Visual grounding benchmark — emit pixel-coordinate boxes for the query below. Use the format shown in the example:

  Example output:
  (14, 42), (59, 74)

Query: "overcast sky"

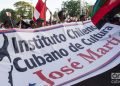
(0, 0), (96, 20)
(0, 0), (96, 12)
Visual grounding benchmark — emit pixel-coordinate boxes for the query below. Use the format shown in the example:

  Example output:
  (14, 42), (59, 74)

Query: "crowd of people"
(0, 10), (120, 29)
(0, 10), (89, 29)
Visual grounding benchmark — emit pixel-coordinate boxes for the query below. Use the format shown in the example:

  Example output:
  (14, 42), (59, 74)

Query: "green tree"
(62, 0), (81, 17)
(0, 8), (16, 23)
(14, 1), (34, 19)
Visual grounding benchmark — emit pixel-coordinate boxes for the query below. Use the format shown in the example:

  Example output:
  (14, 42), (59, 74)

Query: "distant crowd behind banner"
(0, 21), (119, 86)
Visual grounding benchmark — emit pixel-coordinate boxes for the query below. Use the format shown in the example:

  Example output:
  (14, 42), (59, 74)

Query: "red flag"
(41, 0), (47, 25)
(91, 0), (120, 29)
(33, 0), (47, 23)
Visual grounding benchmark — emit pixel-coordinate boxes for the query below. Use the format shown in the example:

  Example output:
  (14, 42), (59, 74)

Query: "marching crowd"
(0, 13), (87, 29)
(0, 10), (120, 29)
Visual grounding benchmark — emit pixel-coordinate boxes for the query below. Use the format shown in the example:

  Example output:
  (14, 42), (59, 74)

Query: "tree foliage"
(62, 0), (80, 17)
(0, 8), (16, 23)
(14, 1), (34, 19)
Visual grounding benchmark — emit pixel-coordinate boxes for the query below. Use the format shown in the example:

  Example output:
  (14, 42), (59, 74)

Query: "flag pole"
(47, 8), (52, 25)
(44, 0), (53, 25)
(44, 0), (47, 26)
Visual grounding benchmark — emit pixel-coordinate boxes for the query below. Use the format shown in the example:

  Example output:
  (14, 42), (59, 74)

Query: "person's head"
(3, 20), (12, 29)
(108, 14), (120, 25)
(30, 20), (36, 28)
(112, 17), (120, 25)
(58, 10), (66, 22)
(80, 15), (86, 21)
(36, 18), (44, 28)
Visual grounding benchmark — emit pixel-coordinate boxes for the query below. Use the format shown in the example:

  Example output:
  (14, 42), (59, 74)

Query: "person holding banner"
(3, 21), (12, 29)
(36, 18), (44, 28)
(80, 15), (87, 22)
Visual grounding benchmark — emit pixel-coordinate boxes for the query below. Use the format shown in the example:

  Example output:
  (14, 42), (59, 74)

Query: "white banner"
(0, 21), (120, 86)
